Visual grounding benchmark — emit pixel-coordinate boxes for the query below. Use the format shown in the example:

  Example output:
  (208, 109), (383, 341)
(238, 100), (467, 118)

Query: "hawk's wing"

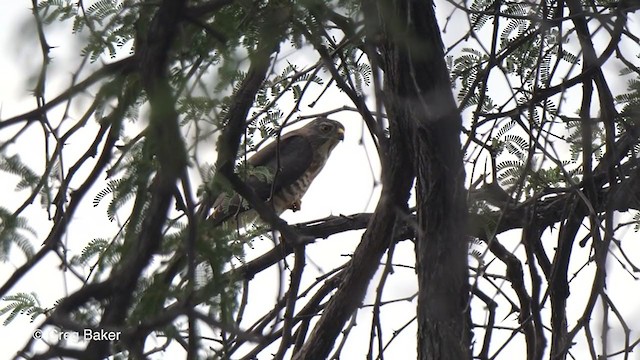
(210, 134), (313, 225)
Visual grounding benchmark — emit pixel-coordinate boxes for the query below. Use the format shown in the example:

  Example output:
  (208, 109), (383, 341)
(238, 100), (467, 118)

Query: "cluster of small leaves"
(448, 48), (493, 110)
(93, 178), (126, 221)
(496, 159), (527, 189)
(469, 0), (495, 31)
(157, 1), (336, 164)
(37, 0), (137, 62)
(616, 68), (640, 232)
(491, 120), (532, 194)
(203, 161), (274, 218)
(334, 45), (371, 96)
(128, 275), (177, 326)
(178, 96), (219, 126)
(471, 116), (567, 216)
(36, 0), (76, 25)
(236, 161), (274, 184)
(93, 140), (150, 222)
(632, 211), (640, 232)
(0, 154), (41, 193)
(240, 115), (280, 156)
(70, 238), (122, 279)
(77, 0), (137, 61)
(498, 3), (531, 45)
(242, 61), (326, 153)
(524, 165), (574, 195)
(0, 207), (36, 262)
(616, 66), (640, 126)
(128, 221), (245, 329)
(197, 63), (288, 147)
(501, 5), (578, 88)
(564, 119), (606, 163)
(78, 0), (123, 27)
(0, 292), (47, 325)
(208, 0), (308, 58)
(165, 0), (324, 121)
(264, 62), (324, 103)
(122, 92), (147, 124)
(461, 0), (579, 98)
(208, 1), (263, 56)
(197, 162), (218, 198)
(191, 222), (244, 317)
(71, 135), (154, 297)
(493, 123), (576, 197)
(0, 151), (63, 217)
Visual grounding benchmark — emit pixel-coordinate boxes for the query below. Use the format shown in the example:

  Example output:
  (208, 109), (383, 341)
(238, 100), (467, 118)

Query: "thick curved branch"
(80, 0), (189, 357)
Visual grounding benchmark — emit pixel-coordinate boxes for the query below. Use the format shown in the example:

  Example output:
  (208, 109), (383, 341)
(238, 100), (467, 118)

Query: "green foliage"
(189, 222), (245, 317)
(469, 0), (494, 31)
(236, 162), (274, 184)
(36, 0), (76, 24)
(37, 0), (136, 62)
(239, 62), (325, 153)
(0, 207), (36, 261)
(263, 62), (324, 103)
(0, 292), (47, 325)
(5, 0), (640, 357)
(616, 65), (640, 128)
(455, 0), (579, 110)
(0, 155), (40, 192)
(128, 221), (246, 329)
(615, 68), (640, 166)
(496, 159), (526, 188)
(178, 96), (218, 126)
(525, 166), (572, 194)
(564, 119), (606, 163)
(337, 46), (372, 96)
(492, 118), (577, 198)
(78, 0), (137, 61)
(93, 178), (132, 222)
(449, 48), (495, 111)
(197, 162), (218, 198)
(93, 139), (149, 222)
(70, 238), (122, 279)
(502, 134), (529, 159)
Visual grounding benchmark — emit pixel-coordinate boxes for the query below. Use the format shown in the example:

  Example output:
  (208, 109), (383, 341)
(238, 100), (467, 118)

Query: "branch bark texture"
(295, 0), (470, 358)
(376, 0), (471, 359)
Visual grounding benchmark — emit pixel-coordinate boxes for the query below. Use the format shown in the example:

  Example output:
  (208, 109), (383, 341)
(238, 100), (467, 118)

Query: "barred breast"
(272, 158), (326, 214)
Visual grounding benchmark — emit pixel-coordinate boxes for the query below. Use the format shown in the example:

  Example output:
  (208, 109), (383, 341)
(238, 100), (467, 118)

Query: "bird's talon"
(290, 200), (302, 212)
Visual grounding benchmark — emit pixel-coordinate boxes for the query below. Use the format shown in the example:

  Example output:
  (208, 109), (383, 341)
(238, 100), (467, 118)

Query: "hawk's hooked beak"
(336, 126), (345, 141)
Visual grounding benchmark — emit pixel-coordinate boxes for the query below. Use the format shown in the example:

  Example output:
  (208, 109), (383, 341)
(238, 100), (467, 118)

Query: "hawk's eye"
(319, 123), (332, 133)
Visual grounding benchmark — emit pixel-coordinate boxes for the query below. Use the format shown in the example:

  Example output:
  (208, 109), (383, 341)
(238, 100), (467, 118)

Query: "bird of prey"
(210, 117), (345, 228)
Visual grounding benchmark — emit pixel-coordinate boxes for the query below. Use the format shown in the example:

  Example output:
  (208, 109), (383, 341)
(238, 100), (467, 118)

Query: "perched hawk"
(211, 117), (345, 228)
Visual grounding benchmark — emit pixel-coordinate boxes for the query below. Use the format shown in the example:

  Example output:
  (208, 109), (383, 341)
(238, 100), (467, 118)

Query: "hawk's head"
(301, 117), (345, 157)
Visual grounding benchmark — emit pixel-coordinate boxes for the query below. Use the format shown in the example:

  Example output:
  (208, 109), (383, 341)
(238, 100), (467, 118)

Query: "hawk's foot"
(289, 200), (302, 212)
